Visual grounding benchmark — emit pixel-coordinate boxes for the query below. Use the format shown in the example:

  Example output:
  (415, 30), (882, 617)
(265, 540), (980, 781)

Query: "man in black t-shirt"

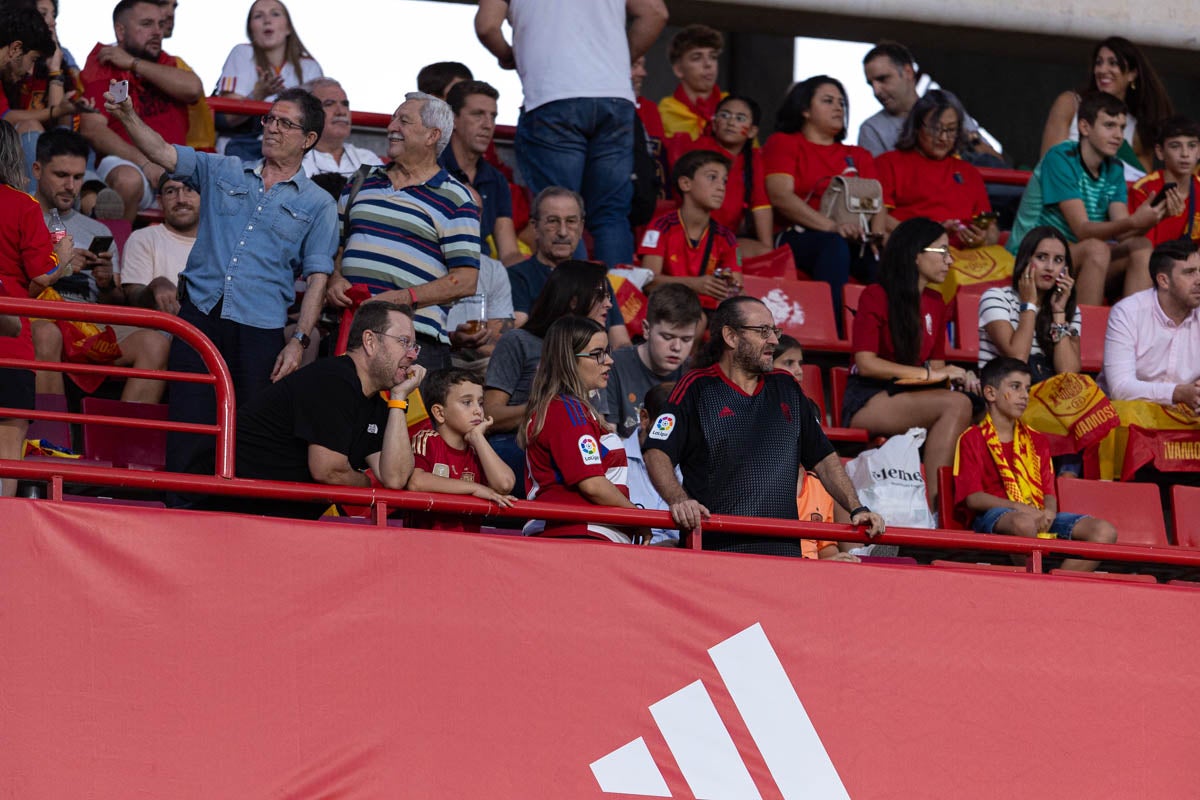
(643, 296), (885, 555)
(229, 301), (426, 518)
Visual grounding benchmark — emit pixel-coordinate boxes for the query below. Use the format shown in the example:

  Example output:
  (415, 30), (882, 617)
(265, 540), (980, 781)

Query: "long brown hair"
(246, 0), (313, 84)
(520, 317), (605, 448)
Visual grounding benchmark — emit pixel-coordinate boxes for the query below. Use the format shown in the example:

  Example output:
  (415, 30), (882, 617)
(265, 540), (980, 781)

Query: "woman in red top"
(0, 119), (73, 496)
(843, 217), (976, 509)
(876, 91), (997, 249)
(763, 75), (879, 326)
(521, 316), (649, 543)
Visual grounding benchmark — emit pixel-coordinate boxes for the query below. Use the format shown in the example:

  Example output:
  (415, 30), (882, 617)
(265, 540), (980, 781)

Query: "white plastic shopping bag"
(844, 427), (936, 532)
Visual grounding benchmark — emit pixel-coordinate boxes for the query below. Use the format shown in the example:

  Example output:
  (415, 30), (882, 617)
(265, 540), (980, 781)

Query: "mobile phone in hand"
(109, 80), (129, 104)
(1151, 182), (1177, 207)
(88, 235), (113, 254)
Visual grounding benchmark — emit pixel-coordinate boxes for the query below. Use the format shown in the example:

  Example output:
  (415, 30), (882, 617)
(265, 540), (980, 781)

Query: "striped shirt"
(977, 286), (1082, 370)
(339, 167), (481, 343)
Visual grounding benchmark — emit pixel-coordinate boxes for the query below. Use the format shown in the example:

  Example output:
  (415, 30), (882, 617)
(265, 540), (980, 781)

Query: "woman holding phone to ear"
(977, 226), (1082, 382)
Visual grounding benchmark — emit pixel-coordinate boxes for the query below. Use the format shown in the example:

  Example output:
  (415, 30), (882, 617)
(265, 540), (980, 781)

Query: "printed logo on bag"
(649, 414), (675, 440)
(869, 467), (923, 484)
(578, 435), (602, 465)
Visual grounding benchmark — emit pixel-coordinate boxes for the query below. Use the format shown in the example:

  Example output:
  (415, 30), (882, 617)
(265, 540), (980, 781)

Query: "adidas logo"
(589, 623), (849, 798)
(719, 406), (735, 418)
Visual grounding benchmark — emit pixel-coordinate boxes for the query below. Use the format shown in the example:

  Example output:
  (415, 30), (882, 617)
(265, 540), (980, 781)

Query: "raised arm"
(102, 88), (179, 173)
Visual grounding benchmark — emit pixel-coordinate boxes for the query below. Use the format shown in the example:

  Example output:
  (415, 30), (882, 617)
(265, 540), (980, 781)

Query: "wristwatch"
(1019, 302), (1039, 314)
(291, 330), (311, 349)
(849, 505), (871, 518)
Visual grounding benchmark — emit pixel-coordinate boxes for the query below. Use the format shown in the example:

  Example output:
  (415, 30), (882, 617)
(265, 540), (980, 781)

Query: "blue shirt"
(438, 145), (512, 244)
(508, 256), (624, 329)
(171, 145), (338, 329)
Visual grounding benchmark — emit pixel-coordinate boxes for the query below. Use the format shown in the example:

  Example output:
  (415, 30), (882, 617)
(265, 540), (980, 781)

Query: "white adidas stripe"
(589, 623), (851, 798)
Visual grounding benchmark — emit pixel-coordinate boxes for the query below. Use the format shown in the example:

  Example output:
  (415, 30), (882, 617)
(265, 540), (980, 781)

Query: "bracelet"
(47, 69), (63, 77)
(387, 399), (408, 411)
(849, 505), (871, 519)
(924, 364), (931, 380)
(407, 286), (418, 308)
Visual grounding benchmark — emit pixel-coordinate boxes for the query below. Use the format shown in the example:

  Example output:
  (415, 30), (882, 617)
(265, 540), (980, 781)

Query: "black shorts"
(0, 367), (35, 419)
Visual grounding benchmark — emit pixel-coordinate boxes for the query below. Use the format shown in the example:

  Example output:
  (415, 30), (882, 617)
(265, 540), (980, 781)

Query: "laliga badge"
(649, 413), (675, 440)
(578, 435), (602, 465)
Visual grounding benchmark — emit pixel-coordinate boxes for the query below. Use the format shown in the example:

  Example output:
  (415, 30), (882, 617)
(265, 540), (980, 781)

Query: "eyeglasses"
(735, 324), (782, 339)
(375, 330), (421, 355)
(261, 114), (305, 132)
(714, 110), (752, 124)
(922, 123), (960, 140)
(922, 246), (953, 259)
(159, 185), (196, 198)
(575, 347), (612, 364)
(538, 215), (583, 229)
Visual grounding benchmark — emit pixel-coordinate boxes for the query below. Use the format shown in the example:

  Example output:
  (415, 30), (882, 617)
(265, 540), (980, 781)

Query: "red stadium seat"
(1077, 304), (1109, 373)
(1055, 478), (1168, 548)
(1048, 569), (1157, 583)
(741, 276), (847, 353)
(80, 398), (167, 470)
(931, 560), (1025, 573)
(1171, 486), (1200, 547)
(842, 283), (865, 344)
(741, 246), (797, 280)
(800, 364), (826, 421)
(937, 467), (966, 530)
(830, 366), (850, 427)
(945, 289), (983, 364)
(27, 394), (71, 450)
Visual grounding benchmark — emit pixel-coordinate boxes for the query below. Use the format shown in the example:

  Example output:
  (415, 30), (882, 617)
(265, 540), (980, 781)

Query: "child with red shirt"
(407, 368), (517, 531)
(1129, 116), (1200, 246)
(658, 24), (726, 142)
(954, 357), (1116, 570)
(638, 149), (741, 310)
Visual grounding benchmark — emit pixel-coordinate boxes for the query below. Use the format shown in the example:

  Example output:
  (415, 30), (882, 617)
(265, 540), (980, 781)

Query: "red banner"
(2, 498), (1199, 797)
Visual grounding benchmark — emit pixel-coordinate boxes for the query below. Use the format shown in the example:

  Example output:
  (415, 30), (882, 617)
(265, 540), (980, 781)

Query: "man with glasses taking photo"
(644, 296), (885, 556)
(103, 85), (338, 484)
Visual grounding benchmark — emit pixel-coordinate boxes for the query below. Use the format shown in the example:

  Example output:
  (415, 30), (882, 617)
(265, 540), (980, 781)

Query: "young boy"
(407, 368), (517, 531)
(658, 24), (726, 141)
(1129, 116), (1200, 246)
(953, 357), (1117, 571)
(1008, 91), (1164, 304)
(638, 150), (741, 310)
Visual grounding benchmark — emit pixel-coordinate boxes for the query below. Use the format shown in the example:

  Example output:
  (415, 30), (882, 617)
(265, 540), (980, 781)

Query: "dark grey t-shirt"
(484, 328), (542, 406)
(602, 345), (685, 438)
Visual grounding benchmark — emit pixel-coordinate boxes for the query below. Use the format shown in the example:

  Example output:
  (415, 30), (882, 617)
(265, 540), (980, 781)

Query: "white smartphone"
(109, 79), (129, 104)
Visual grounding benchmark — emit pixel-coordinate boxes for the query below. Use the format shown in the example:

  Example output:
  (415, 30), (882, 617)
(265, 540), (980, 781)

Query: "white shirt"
(301, 143), (383, 178)
(119, 224), (195, 288)
(977, 285), (1083, 370)
(214, 43), (322, 98)
(1100, 288), (1200, 404)
(622, 431), (680, 545)
(507, 0), (634, 111)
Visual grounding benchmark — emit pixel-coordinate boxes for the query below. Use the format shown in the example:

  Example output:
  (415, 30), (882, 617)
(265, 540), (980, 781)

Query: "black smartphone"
(1151, 182), (1177, 207)
(88, 235), (113, 254)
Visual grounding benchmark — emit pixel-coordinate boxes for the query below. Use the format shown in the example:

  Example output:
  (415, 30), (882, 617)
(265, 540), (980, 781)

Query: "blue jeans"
(516, 97), (634, 267)
(973, 507), (1088, 539)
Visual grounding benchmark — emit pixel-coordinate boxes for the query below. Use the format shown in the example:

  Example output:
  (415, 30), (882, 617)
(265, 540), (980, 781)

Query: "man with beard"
(79, 0), (203, 220)
(120, 176), (197, 315)
(643, 296), (885, 555)
(226, 301), (425, 519)
(300, 77), (382, 178)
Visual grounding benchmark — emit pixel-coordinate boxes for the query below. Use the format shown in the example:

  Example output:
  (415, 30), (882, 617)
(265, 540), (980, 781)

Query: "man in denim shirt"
(105, 86), (338, 480)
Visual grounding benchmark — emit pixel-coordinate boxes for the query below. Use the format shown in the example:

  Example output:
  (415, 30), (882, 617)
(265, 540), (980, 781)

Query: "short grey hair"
(303, 77), (343, 94)
(532, 186), (586, 220)
(405, 91), (454, 156)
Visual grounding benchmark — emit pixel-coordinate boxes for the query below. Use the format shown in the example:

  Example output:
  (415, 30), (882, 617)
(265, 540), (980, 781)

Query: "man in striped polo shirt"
(328, 92), (481, 370)
(1008, 91), (1164, 305)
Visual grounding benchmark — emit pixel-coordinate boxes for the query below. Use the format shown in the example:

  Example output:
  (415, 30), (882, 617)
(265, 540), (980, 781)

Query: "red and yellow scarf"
(980, 414), (1044, 509)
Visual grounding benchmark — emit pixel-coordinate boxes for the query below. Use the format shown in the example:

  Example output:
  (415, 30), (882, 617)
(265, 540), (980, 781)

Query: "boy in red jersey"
(1129, 117), (1200, 246)
(408, 368), (517, 531)
(954, 357), (1116, 571)
(639, 149), (741, 310)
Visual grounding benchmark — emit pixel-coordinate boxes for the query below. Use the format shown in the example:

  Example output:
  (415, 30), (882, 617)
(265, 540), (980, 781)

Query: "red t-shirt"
(851, 284), (947, 364)
(410, 432), (487, 532)
(1129, 170), (1200, 245)
(0, 186), (55, 360)
(679, 135), (769, 233)
(525, 394), (629, 540)
(81, 43), (189, 146)
(953, 423), (1056, 528)
(762, 131), (877, 212)
(637, 210), (740, 309)
(0, 91), (9, 119)
(877, 149), (990, 224)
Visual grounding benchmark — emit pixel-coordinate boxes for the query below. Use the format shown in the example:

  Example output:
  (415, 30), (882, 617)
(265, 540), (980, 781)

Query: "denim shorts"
(973, 507), (1088, 539)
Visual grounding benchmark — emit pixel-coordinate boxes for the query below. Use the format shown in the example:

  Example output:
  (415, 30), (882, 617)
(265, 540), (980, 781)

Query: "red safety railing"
(0, 296), (237, 477)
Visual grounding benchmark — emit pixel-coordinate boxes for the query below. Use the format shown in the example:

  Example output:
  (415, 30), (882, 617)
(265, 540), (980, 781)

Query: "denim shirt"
(171, 145), (337, 329)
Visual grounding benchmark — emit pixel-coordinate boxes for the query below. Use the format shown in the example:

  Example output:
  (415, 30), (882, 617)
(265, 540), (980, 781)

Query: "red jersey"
(953, 423), (1056, 528)
(637, 210), (740, 309)
(81, 43), (189, 146)
(877, 149), (990, 225)
(1129, 170), (1200, 245)
(0, 91), (9, 119)
(525, 394), (630, 541)
(679, 135), (769, 233)
(410, 432), (487, 532)
(0, 186), (55, 360)
(762, 131), (877, 213)
(851, 284), (947, 364)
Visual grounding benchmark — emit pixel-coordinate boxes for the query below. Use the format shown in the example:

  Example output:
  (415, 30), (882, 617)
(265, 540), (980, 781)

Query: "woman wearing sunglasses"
(843, 217), (977, 510)
(520, 316), (649, 543)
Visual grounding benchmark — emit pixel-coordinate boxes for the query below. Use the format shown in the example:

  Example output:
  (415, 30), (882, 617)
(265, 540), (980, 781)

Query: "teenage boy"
(407, 368), (517, 531)
(1129, 116), (1200, 245)
(1008, 91), (1165, 305)
(638, 149), (741, 310)
(954, 357), (1117, 571)
(657, 24), (725, 141)
(604, 283), (702, 437)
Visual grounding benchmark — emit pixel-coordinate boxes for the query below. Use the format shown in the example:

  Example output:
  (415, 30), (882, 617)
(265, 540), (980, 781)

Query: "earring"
(1130, 80), (1137, 91)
